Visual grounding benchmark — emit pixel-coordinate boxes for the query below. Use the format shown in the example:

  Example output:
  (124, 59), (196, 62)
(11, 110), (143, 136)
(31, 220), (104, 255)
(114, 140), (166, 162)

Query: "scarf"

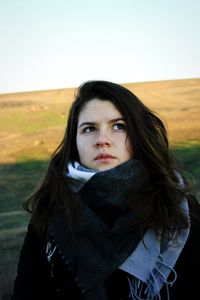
(48, 160), (190, 300)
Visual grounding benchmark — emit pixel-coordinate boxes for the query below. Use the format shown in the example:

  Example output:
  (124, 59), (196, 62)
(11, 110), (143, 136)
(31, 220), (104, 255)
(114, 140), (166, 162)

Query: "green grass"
(0, 141), (199, 230)
(0, 103), (67, 135)
(0, 160), (47, 213)
(0, 228), (26, 300)
(0, 212), (29, 230)
(172, 141), (200, 199)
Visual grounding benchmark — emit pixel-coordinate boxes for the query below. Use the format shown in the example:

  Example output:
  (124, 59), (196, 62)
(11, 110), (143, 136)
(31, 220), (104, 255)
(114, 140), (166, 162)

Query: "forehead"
(78, 98), (122, 122)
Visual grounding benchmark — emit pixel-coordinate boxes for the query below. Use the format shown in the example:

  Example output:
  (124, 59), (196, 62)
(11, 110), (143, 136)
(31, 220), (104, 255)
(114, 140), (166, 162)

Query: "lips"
(94, 153), (115, 160)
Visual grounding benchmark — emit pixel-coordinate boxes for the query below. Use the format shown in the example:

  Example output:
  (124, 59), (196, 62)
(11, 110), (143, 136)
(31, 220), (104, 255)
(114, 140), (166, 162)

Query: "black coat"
(11, 213), (200, 300)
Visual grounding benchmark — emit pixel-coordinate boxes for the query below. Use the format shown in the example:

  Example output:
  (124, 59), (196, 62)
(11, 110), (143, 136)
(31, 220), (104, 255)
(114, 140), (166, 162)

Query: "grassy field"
(0, 78), (199, 299)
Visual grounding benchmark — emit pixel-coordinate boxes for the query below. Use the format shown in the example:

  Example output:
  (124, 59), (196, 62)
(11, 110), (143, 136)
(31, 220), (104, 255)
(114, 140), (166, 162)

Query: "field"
(0, 78), (200, 299)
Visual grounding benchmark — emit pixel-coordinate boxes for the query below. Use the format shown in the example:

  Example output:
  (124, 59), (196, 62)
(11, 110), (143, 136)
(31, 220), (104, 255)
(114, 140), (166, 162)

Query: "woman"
(11, 80), (200, 300)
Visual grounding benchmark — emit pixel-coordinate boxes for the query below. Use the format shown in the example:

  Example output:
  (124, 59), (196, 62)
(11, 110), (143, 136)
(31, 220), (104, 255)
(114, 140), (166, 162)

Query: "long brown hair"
(24, 80), (197, 237)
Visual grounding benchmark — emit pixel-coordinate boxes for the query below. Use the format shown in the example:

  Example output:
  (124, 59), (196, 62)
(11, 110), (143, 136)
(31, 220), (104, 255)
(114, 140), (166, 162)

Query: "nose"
(95, 131), (112, 148)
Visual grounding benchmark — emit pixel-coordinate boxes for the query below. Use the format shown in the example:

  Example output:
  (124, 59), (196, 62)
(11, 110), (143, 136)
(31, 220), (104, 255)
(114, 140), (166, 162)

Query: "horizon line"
(0, 77), (199, 96)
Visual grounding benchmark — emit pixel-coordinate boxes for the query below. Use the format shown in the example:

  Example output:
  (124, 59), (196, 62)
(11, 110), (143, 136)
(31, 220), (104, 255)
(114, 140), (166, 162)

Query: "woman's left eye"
(113, 123), (126, 130)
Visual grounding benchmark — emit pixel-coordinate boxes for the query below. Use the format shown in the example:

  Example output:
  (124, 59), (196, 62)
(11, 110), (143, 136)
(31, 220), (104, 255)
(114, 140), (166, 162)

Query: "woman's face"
(76, 98), (132, 171)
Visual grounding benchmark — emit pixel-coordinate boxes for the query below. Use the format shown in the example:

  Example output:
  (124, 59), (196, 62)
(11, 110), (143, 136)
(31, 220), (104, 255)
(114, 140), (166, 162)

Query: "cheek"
(76, 137), (88, 160)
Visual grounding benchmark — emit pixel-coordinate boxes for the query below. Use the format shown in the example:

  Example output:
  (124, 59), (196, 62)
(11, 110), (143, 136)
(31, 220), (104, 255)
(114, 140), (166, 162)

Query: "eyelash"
(82, 126), (96, 133)
(82, 123), (126, 133)
(113, 123), (126, 130)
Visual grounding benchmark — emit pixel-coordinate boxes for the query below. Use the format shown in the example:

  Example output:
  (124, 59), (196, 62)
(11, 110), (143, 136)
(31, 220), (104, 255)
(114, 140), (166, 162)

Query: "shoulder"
(21, 222), (45, 250)
(179, 201), (200, 260)
(187, 200), (200, 243)
(184, 206), (200, 256)
(171, 204), (200, 295)
(159, 206), (200, 299)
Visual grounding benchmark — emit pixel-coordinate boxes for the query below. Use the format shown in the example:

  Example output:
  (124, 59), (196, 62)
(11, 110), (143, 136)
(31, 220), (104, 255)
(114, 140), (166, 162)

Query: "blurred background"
(0, 0), (200, 299)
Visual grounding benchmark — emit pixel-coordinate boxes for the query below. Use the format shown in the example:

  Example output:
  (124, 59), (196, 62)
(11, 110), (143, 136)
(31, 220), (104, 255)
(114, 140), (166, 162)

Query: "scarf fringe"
(127, 255), (177, 300)
(46, 241), (57, 262)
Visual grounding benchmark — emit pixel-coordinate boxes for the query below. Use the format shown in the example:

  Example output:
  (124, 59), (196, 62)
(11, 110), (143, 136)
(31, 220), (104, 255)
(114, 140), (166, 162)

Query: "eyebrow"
(78, 117), (125, 128)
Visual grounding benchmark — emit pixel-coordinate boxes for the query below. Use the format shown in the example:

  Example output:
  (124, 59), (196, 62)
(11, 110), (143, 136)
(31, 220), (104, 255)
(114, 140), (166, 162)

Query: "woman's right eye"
(82, 126), (96, 133)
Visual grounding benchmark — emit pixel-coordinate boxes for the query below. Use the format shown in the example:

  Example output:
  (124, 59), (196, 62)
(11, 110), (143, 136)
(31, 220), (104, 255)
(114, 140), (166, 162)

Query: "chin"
(94, 162), (119, 172)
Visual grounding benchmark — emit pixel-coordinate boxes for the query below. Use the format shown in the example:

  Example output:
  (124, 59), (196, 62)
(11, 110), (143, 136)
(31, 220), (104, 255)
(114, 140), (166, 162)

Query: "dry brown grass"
(0, 78), (199, 299)
(0, 78), (199, 165)
(124, 78), (200, 144)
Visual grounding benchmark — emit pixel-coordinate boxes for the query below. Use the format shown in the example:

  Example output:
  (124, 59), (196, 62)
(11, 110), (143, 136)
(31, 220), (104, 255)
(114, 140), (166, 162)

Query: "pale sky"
(0, 0), (200, 94)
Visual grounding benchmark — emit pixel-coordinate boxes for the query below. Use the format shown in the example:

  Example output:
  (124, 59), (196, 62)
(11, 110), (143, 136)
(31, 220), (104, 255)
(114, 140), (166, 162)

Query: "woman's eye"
(82, 126), (96, 133)
(113, 123), (126, 130)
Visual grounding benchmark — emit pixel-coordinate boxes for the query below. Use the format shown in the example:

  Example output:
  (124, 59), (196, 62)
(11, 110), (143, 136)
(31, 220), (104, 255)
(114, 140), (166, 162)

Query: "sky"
(0, 0), (200, 94)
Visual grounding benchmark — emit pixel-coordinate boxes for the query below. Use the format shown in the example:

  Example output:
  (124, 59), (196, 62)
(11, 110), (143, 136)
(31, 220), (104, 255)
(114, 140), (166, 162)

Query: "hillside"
(0, 78), (199, 300)
(0, 78), (200, 164)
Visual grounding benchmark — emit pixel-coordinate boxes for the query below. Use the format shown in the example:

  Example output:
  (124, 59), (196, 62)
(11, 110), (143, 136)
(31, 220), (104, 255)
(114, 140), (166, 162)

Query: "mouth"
(94, 153), (116, 161)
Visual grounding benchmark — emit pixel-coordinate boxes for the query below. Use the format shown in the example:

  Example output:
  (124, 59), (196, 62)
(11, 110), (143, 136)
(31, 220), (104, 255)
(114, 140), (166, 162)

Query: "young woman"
(11, 80), (200, 300)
